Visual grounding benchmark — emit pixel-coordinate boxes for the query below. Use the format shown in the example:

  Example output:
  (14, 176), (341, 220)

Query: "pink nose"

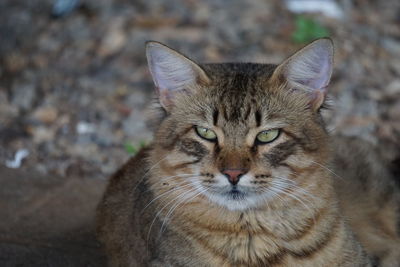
(222, 169), (247, 185)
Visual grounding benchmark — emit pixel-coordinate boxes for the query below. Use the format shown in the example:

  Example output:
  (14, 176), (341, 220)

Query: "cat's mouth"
(199, 179), (273, 210)
(224, 187), (247, 200)
(203, 185), (269, 211)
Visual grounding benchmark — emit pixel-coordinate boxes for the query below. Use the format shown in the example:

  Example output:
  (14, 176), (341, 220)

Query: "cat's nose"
(222, 169), (247, 185)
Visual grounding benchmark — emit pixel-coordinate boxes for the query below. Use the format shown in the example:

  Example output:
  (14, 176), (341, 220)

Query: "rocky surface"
(1, 0), (400, 178)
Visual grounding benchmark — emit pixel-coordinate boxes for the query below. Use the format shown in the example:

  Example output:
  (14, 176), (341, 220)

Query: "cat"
(96, 38), (400, 266)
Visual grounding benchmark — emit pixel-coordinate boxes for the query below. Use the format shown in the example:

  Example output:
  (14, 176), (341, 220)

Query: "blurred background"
(1, 0), (400, 178)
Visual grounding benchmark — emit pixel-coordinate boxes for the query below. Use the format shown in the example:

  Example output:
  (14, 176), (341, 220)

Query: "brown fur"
(96, 41), (400, 266)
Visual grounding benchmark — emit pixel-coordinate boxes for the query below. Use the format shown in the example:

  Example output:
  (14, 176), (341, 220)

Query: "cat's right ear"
(271, 38), (334, 111)
(146, 41), (210, 111)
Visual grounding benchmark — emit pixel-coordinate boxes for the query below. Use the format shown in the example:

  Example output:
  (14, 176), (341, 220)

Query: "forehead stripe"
(213, 109), (219, 126)
(255, 110), (262, 127)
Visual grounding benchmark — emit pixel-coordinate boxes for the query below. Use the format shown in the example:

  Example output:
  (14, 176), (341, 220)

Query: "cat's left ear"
(272, 38), (334, 111)
(146, 41), (210, 111)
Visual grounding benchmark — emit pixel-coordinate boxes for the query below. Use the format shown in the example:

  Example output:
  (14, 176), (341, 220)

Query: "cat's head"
(146, 39), (333, 211)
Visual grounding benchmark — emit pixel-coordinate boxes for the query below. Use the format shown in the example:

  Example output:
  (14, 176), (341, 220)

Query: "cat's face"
(147, 39), (333, 211)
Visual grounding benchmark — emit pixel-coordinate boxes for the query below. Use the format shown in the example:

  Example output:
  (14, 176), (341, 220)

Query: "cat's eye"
(256, 129), (280, 144)
(195, 126), (217, 141)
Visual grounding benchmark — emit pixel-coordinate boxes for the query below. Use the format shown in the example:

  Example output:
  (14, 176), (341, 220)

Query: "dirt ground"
(1, 0), (400, 177)
(0, 166), (106, 266)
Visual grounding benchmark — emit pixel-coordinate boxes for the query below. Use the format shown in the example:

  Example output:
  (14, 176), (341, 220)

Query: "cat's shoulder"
(332, 135), (398, 189)
(105, 146), (152, 194)
(332, 135), (385, 166)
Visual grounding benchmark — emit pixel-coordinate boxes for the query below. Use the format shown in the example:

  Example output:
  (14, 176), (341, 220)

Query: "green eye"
(256, 129), (280, 144)
(195, 126), (217, 141)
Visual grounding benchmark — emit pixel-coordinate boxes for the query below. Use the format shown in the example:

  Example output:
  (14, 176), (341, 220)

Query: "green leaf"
(124, 142), (137, 155)
(292, 15), (329, 44)
(124, 141), (148, 155)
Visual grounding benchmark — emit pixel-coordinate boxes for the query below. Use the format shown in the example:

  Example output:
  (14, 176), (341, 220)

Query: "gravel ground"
(1, 0), (400, 179)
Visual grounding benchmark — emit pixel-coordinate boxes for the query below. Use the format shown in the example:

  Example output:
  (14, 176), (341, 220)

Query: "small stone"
(122, 111), (152, 142)
(125, 90), (147, 109)
(383, 38), (400, 55)
(32, 106), (58, 124)
(0, 89), (19, 122)
(389, 59), (400, 76)
(384, 80), (400, 97)
(94, 122), (117, 146)
(5, 149), (29, 169)
(4, 52), (28, 73)
(11, 82), (36, 111)
(31, 126), (56, 144)
(76, 121), (96, 134)
(98, 19), (127, 57)
(388, 102), (400, 120)
(67, 143), (99, 158)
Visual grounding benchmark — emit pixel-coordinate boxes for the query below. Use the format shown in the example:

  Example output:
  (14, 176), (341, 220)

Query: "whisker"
(269, 183), (316, 224)
(133, 155), (170, 192)
(142, 173), (196, 193)
(269, 180), (315, 205)
(156, 173), (196, 183)
(271, 176), (318, 201)
(145, 174), (203, 215)
(259, 187), (278, 210)
(309, 160), (344, 180)
(159, 187), (208, 235)
(146, 187), (198, 246)
(140, 182), (194, 213)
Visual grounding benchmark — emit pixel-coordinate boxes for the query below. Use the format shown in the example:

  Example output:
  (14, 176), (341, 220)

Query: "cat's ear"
(272, 38), (334, 111)
(146, 41), (210, 110)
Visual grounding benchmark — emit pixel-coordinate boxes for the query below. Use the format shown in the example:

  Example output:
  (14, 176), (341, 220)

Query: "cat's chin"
(203, 189), (273, 211)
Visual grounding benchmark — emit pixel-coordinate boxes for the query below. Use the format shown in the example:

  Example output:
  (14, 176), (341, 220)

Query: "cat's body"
(333, 137), (400, 266)
(96, 40), (400, 266)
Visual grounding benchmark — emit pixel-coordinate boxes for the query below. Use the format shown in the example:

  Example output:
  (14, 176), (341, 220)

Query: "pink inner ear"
(153, 64), (182, 94)
(307, 56), (331, 91)
(306, 57), (330, 109)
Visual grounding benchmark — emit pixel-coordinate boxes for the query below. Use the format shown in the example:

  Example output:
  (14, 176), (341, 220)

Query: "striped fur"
(96, 41), (400, 266)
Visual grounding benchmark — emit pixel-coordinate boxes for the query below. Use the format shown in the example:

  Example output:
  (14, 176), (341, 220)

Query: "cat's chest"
(179, 218), (287, 266)
(167, 205), (313, 265)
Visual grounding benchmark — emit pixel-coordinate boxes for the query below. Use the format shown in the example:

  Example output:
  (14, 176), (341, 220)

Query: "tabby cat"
(96, 39), (400, 266)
